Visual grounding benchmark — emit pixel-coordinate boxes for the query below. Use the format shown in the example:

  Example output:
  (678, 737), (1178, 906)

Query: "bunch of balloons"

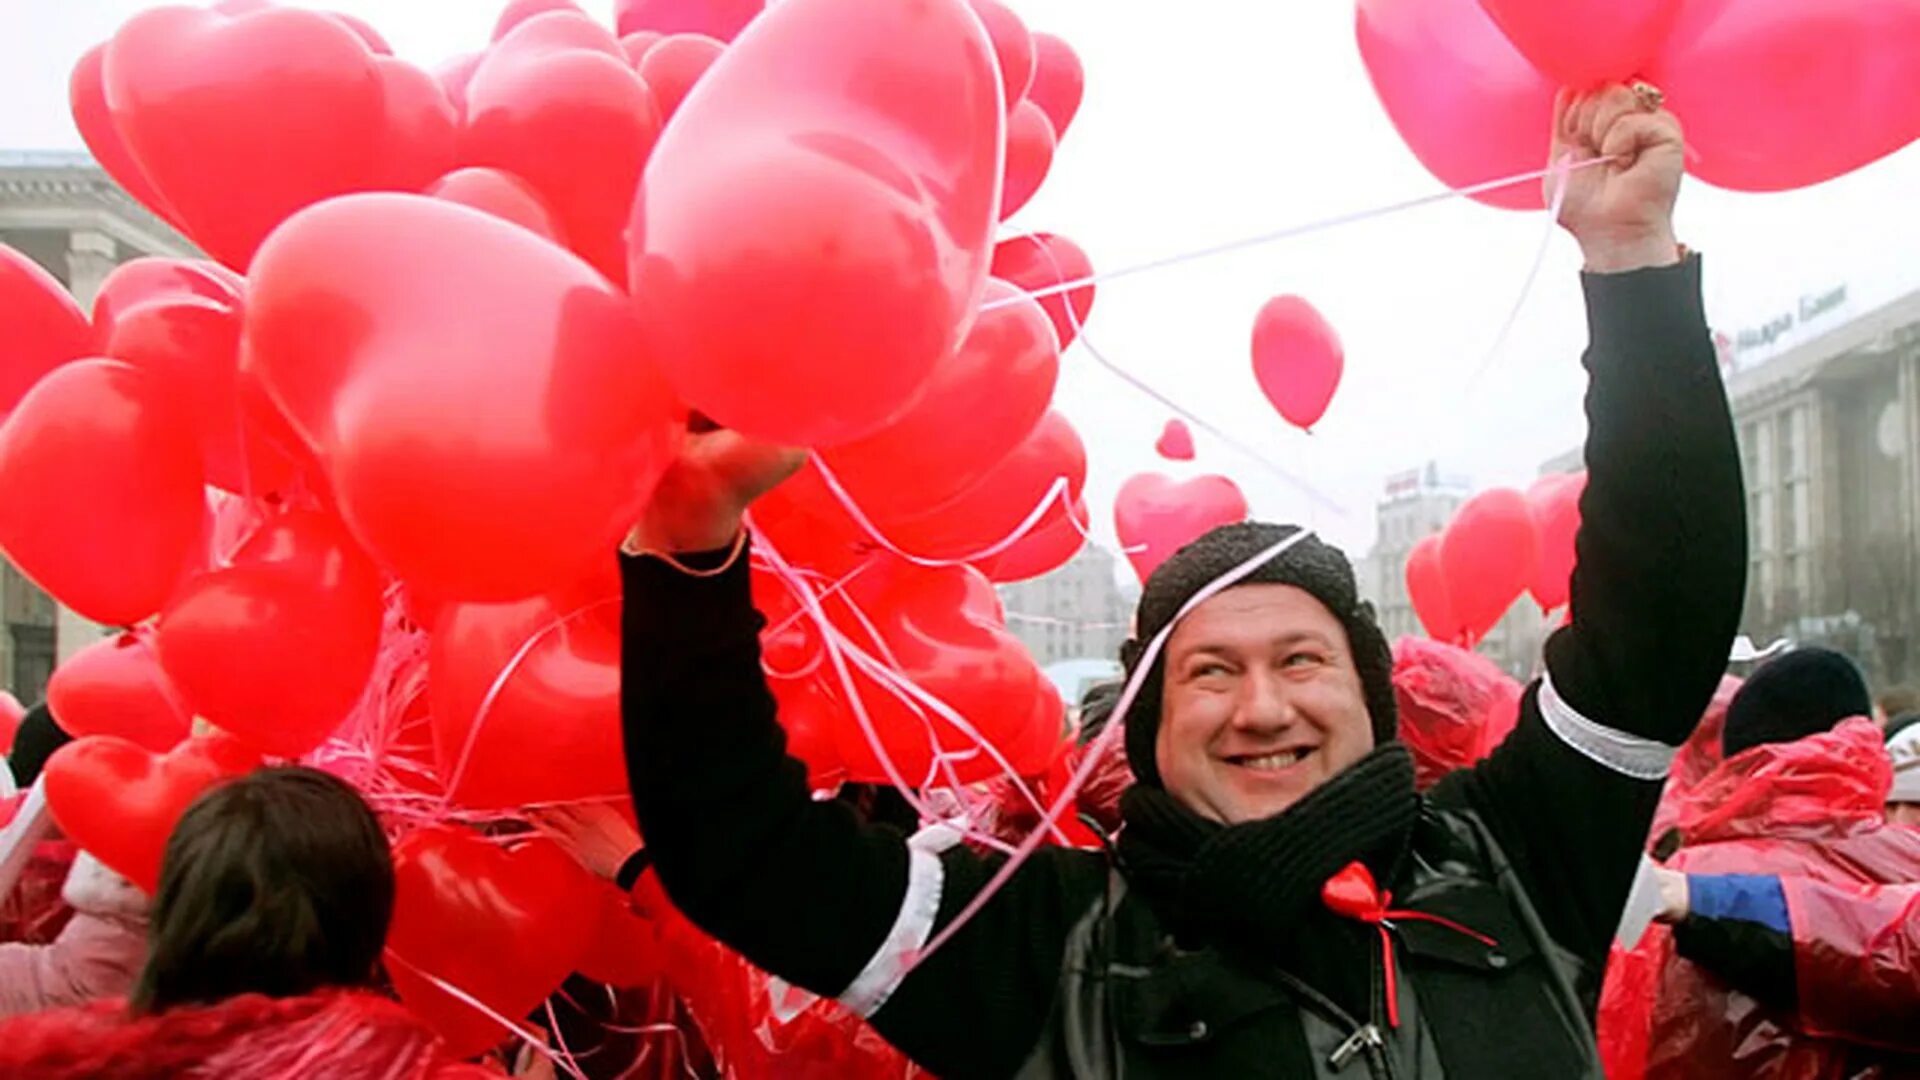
(0, 0), (1095, 1059)
(1405, 471), (1585, 646)
(1357, 0), (1920, 206)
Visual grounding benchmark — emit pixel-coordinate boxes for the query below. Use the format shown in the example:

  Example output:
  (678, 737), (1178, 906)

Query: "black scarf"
(1117, 744), (1420, 1018)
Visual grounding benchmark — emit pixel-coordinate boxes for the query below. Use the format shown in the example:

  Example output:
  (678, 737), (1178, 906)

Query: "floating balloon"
(492, 0), (584, 42)
(1251, 295), (1344, 431)
(370, 56), (461, 194)
(881, 410), (1087, 562)
(616, 0), (764, 41)
(1155, 419), (1195, 461)
(157, 508), (385, 757)
(435, 52), (483, 119)
(975, 495), (1088, 584)
(1525, 471), (1585, 613)
(1439, 488), (1538, 645)
(620, 30), (666, 66)
(1477, 0), (1682, 88)
(1026, 32), (1084, 139)
(426, 166), (565, 243)
(968, 0), (1036, 106)
(817, 278), (1059, 523)
(0, 361), (204, 626)
(46, 632), (192, 753)
(0, 693), (21, 757)
(991, 232), (1094, 350)
(244, 194), (683, 602)
(1356, 0), (1556, 210)
(631, 0), (1003, 445)
(1114, 472), (1250, 584)
(635, 33), (723, 120)
(576, 881), (666, 988)
(1001, 98), (1057, 221)
(90, 257), (240, 348)
(1405, 533), (1463, 643)
(69, 42), (178, 227)
(387, 827), (599, 1058)
(0, 245), (91, 419)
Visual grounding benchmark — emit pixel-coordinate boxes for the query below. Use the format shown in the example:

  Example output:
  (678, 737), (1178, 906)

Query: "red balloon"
(883, 410), (1087, 562)
(463, 12), (663, 286)
(0, 693), (21, 757)
(1477, 0), (1682, 87)
(768, 673), (853, 790)
(620, 31), (666, 66)
(1651, 0), (1920, 193)
(90, 256), (240, 349)
(635, 33), (724, 120)
(975, 495), (1088, 584)
(0, 361), (204, 626)
(817, 278), (1059, 522)
(46, 632), (192, 753)
(1026, 32), (1085, 140)
(371, 57), (460, 193)
(492, 0), (584, 42)
(102, 6), (402, 269)
(1356, 0), (1557, 210)
(991, 232), (1093, 350)
(1001, 98), (1057, 221)
(616, 0), (764, 41)
(428, 579), (627, 810)
(631, 0), (1003, 446)
(326, 11), (392, 54)
(244, 194), (683, 602)
(967, 0), (1036, 106)
(42, 732), (261, 894)
(436, 52), (484, 119)
(1405, 532), (1463, 643)
(1155, 419), (1195, 461)
(387, 827), (599, 1058)
(0, 246), (90, 420)
(1251, 295), (1344, 431)
(69, 43), (179, 228)
(1114, 472), (1251, 584)
(577, 882), (665, 988)
(426, 166), (565, 243)
(750, 470), (873, 582)
(156, 508), (385, 757)
(825, 557), (1054, 785)
(1525, 471), (1586, 613)
(1439, 488), (1539, 646)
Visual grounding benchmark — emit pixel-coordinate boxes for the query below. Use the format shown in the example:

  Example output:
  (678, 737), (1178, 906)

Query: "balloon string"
(384, 949), (588, 1080)
(1462, 150), (1574, 393)
(983, 157), (1617, 312)
(911, 527), (1317, 967)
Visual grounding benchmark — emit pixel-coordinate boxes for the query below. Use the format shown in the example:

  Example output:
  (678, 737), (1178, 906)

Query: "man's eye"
(1282, 652), (1325, 669)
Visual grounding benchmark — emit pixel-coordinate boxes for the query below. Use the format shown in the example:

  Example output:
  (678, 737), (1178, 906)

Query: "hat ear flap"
(1120, 638), (1144, 672)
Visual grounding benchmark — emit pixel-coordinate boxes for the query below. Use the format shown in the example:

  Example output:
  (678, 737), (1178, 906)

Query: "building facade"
(0, 150), (195, 704)
(998, 542), (1133, 672)
(1354, 462), (1472, 644)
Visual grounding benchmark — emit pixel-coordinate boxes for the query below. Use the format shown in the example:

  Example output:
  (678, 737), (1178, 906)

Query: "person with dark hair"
(1600, 649), (1920, 1078)
(537, 85), (1753, 1079)
(5, 704), (72, 790)
(0, 766), (493, 1078)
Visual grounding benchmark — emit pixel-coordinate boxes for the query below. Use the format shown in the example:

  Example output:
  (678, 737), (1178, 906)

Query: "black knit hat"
(1119, 522), (1397, 787)
(1723, 646), (1872, 760)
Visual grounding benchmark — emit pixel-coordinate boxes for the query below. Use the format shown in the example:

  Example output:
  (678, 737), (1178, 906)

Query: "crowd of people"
(0, 87), (1914, 1079)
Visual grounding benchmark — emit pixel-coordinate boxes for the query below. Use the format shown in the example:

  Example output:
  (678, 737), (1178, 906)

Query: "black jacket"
(621, 256), (1746, 1079)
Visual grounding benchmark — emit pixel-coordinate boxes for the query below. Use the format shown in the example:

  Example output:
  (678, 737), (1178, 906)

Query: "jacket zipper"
(1271, 968), (1393, 1080)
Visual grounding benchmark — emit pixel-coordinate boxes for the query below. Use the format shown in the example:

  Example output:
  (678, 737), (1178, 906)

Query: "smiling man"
(580, 85), (1748, 1079)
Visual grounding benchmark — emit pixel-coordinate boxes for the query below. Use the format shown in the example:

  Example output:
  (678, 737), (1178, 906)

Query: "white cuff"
(1538, 671), (1677, 781)
(837, 827), (954, 1017)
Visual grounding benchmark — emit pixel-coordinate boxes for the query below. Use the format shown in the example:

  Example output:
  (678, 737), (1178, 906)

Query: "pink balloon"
(492, 0), (584, 42)
(1251, 295), (1344, 431)
(436, 52), (483, 119)
(991, 232), (1094, 350)
(1439, 489), (1538, 646)
(1026, 32), (1084, 139)
(1001, 98), (1057, 221)
(1155, 419), (1195, 461)
(619, 31), (666, 66)
(1525, 471), (1585, 613)
(616, 0), (763, 41)
(1650, 0), (1920, 193)
(1405, 533), (1463, 644)
(1114, 472), (1250, 584)
(967, 0), (1035, 107)
(635, 33), (723, 120)
(1356, 0), (1557, 210)
(427, 166), (565, 243)
(1477, 0), (1682, 87)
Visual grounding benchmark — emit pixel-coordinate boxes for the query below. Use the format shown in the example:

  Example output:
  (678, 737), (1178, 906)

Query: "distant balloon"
(1155, 419), (1195, 461)
(1251, 295), (1344, 431)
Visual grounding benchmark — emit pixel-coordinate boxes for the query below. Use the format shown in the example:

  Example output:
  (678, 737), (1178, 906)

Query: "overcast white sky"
(6, 0), (1919, 558)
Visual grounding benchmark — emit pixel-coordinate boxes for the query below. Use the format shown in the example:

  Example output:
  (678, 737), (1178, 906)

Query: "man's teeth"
(1240, 749), (1309, 770)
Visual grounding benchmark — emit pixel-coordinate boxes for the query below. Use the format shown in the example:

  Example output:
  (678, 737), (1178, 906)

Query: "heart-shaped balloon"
(976, 495), (1088, 584)
(1405, 532), (1464, 644)
(576, 881), (666, 988)
(824, 557), (1054, 785)
(766, 673), (853, 790)
(69, 42), (180, 228)
(1155, 419), (1195, 461)
(1356, 0), (1557, 211)
(616, 0), (764, 41)
(428, 577), (627, 809)
(1525, 471), (1585, 614)
(1252, 295), (1344, 432)
(636, 33), (723, 121)
(157, 507), (385, 757)
(386, 826), (600, 1058)
(882, 410), (1088, 562)
(1001, 98), (1057, 221)
(1115, 472), (1251, 584)
(42, 732), (261, 893)
(436, 51), (484, 119)
(818, 279), (1059, 523)
(370, 56), (460, 194)
(1439, 488), (1538, 646)
(492, 0), (584, 42)
(463, 12), (662, 285)
(0, 245), (90, 419)
(968, 0), (1036, 106)
(0, 693), (22, 757)
(0, 360), (205, 626)
(90, 257), (242, 349)
(244, 193), (682, 602)
(620, 31), (666, 66)
(1026, 32), (1084, 140)
(102, 6), (393, 268)
(46, 632), (192, 753)
(426, 166), (565, 243)
(631, 0), (1002, 446)
(1477, 0), (1683, 87)
(991, 232), (1093, 350)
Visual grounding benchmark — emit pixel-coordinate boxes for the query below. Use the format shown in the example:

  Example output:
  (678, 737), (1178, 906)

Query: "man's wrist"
(1581, 229), (1683, 274)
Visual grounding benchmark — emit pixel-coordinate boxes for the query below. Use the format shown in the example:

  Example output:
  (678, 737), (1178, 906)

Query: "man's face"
(1889, 802), (1920, 829)
(1155, 584), (1375, 825)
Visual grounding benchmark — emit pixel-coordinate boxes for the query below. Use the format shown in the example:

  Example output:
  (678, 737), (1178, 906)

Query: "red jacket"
(0, 989), (498, 1079)
(1599, 719), (1920, 1080)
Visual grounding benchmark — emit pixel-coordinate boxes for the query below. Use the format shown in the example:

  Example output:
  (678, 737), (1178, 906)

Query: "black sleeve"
(1432, 256), (1747, 975)
(1672, 916), (1797, 1012)
(621, 549), (1100, 1079)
